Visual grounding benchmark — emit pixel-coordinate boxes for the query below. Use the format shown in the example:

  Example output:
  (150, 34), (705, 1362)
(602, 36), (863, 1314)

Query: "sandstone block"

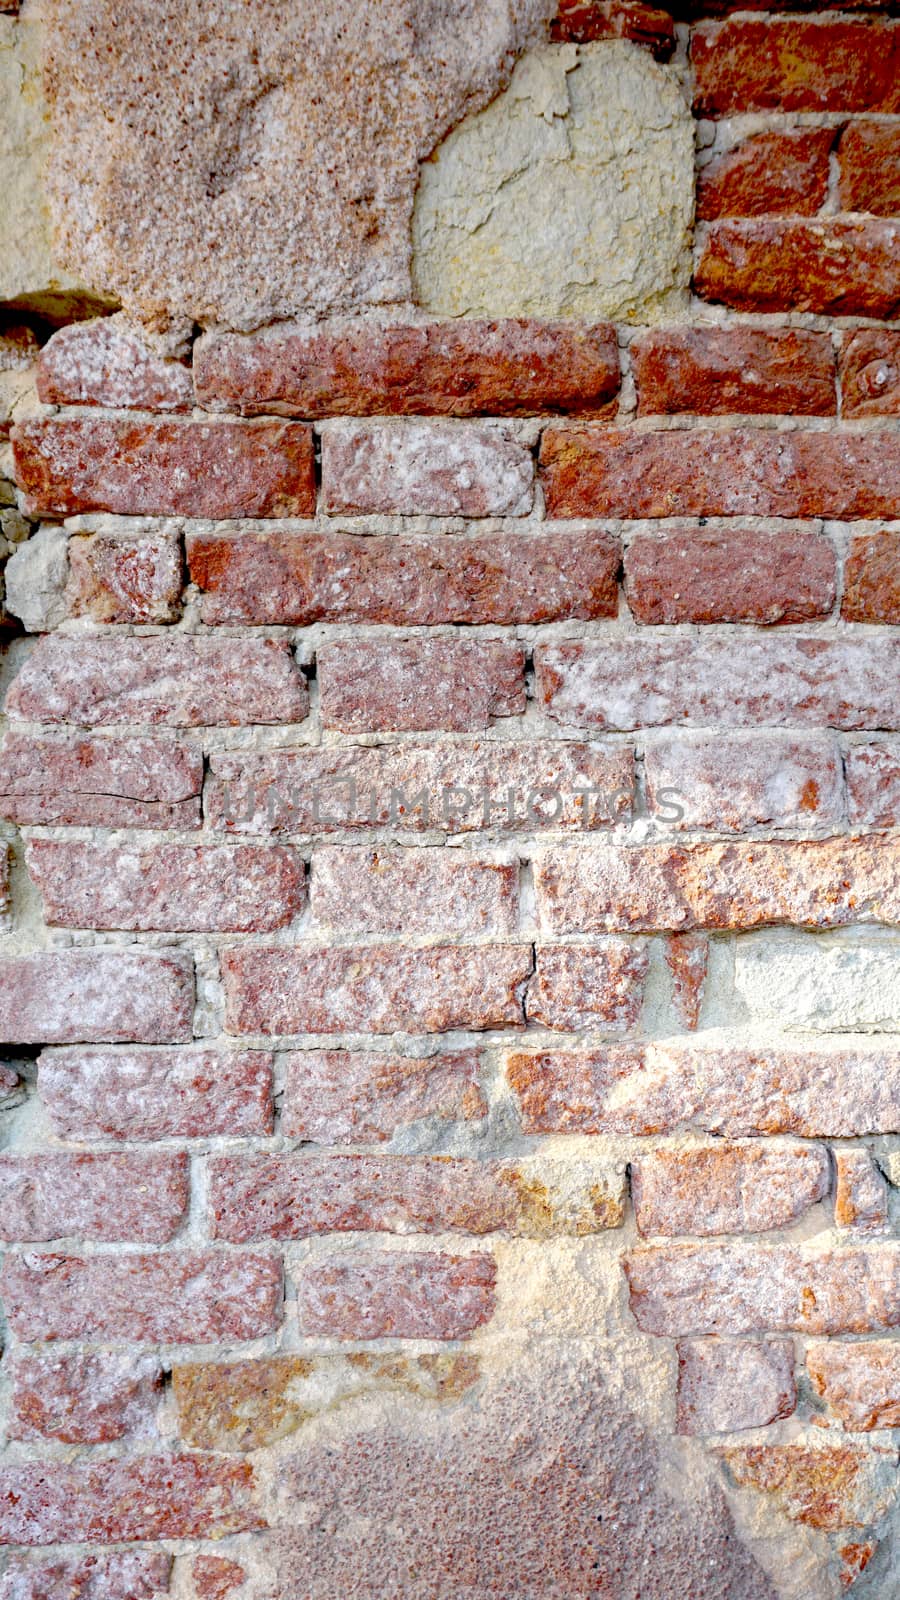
(676, 1339), (795, 1435)
(665, 933), (708, 1029)
(846, 740), (900, 828)
(734, 934), (900, 1031)
(0, 1554), (172, 1600)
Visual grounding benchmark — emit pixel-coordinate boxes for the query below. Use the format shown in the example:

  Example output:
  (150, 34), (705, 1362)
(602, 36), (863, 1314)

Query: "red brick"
(718, 1443), (895, 1532)
(505, 1039), (900, 1138)
(65, 525), (184, 623)
(1, 1251), (282, 1343)
(9, 1351), (162, 1443)
(631, 1143), (829, 1237)
(210, 1152), (624, 1241)
(846, 739), (900, 827)
(834, 1150), (889, 1234)
(632, 327), (835, 415)
(551, 0), (675, 56)
(540, 424), (900, 518)
(676, 1339), (796, 1435)
(536, 636), (900, 731)
(5, 635), (308, 726)
(320, 420), (533, 517)
(625, 1241), (900, 1334)
(27, 840), (305, 933)
(807, 1340), (900, 1431)
(842, 532), (900, 623)
(665, 933), (708, 1029)
(11, 417), (316, 518)
(0, 949), (194, 1044)
(840, 329), (900, 417)
(294, 1250), (497, 1338)
(193, 1557), (246, 1600)
(194, 318), (621, 418)
(187, 526), (620, 626)
(692, 18), (900, 115)
(206, 741), (634, 835)
(318, 639), (525, 733)
(0, 1152), (188, 1242)
(624, 528), (835, 624)
(281, 1049), (486, 1144)
(38, 319), (193, 410)
(838, 121), (900, 214)
(40, 1046), (274, 1141)
(0, 732), (203, 828)
(310, 846), (517, 937)
(223, 944), (531, 1037)
(0, 1456), (262, 1545)
(0, 1553), (173, 1600)
(525, 940), (648, 1031)
(696, 129), (834, 220)
(644, 731), (844, 831)
(534, 836), (900, 934)
(695, 219), (900, 317)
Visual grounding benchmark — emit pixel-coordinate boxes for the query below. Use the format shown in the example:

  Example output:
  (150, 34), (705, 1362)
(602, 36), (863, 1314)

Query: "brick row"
(695, 219), (900, 318)
(692, 18), (900, 116)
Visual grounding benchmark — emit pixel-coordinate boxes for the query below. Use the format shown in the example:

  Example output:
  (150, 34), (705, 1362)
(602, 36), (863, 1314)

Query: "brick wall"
(0, 2), (898, 1596)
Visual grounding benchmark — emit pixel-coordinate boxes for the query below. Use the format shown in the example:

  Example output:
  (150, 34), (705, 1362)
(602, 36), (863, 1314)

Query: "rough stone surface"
(309, 846), (518, 936)
(624, 528), (836, 624)
(834, 1150), (889, 1234)
(317, 639), (525, 733)
(38, 316), (192, 409)
(0, 1554), (173, 1600)
(293, 1250), (497, 1339)
(696, 129), (834, 219)
(807, 1341), (900, 1431)
(320, 420), (533, 517)
(839, 121), (900, 215)
(1, 1250), (282, 1343)
(526, 939), (648, 1030)
(720, 1444), (898, 1532)
(281, 1049), (486, 1144)
(632, 327), (835, 415)
(4, 523), (68, 632)
(551, 0), (676, 58)
(413, 43), (693, 322)
(65, 523), (184, 624)
(0, 1456), (262, 1545)
(0, 948), (194, 1044)
(676, 1339), (796, 1435)
(39, 1046), (273, 1141)
(840, 329), (900, 418)
(695, 219), (900, 318)
(692, 17), (900, 114)
(842, 532), (900, 624)
(194, 317), (621, 418)
(41, 0), (554, 334)
(8, 1351), (163, 1443)
(630, 1143), (829, 1236)
(0, 1151), (189, 1242)
(665, 933), (708, 1029)
(0, 732), (203, 828)
(847, 740), (900, 828)
(734, 935), (900, 1032)
(192, 1557), (246, 1600)
(643, 731), (844, 831)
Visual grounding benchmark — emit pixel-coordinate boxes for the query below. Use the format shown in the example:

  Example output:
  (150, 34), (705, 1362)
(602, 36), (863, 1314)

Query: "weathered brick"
(210, 1153), (625, 1241)
(192, 1557), (246, 1600)
(631, 1144), (829, 1237)
(540, 424), (900, 518)
(294, 1250), (497, 1338)
(551, 0), (675, 56)
(625, 1241), (900, 1334)
(40, 1046), (274, 1141)
(0, 1152), (188, 1242)
(696, 129), (834, 220)
(676, 1339), (796, 1435)
(0, 847), (12, 931)
(838, 121), (900, 215)
(644, 731), (844, 831)
(310, 846), (518, 936)
(194, 318), (621, 418)
(632, 327), (835, 415)
(65, 525), (184, 623)
(695, 220), (900, 317)
(12, 417), (316, 518)
(0, 1553), (173, 1600)
(846, 739), (900, 827)
(807, 1340), (900, 1431)
(840, 329), (900, 418)
(0, 1456), (262, 1545)
(624, 529), (835, 624)
(320, 420), (534, 517)
(206, 740), (634, 835)
(835, 1150), (889, 1234)
(282, 1049), (486, 1144)
(536, 636), (900, 731)
(719, 1443), (896, 1531)
(0, 732), (202, 829)
(9, 1351), (163, 1443)
(5, 635), (308, 726)
(506, 1038), (900, 1138)
(38, 319), (193, 410)
(187, 526), (620, 626)
(0, 949), (194, 1045)
(842, 532), (900, 624)
(223, 943), (531, 1037)
(665, 933), (708, 1030)
(1, 1251), (282, 1343)
(735, 934), (900, 1033)
(534, 837), (900, 934)
(27, 840), (305, 933)
(318, 639), (525, 733)
(692, 18), (900, 115)
(525, 941), (648, 1031)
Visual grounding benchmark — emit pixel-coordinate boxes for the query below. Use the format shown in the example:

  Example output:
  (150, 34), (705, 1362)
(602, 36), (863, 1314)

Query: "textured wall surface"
(0, 0), (899, 1597)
